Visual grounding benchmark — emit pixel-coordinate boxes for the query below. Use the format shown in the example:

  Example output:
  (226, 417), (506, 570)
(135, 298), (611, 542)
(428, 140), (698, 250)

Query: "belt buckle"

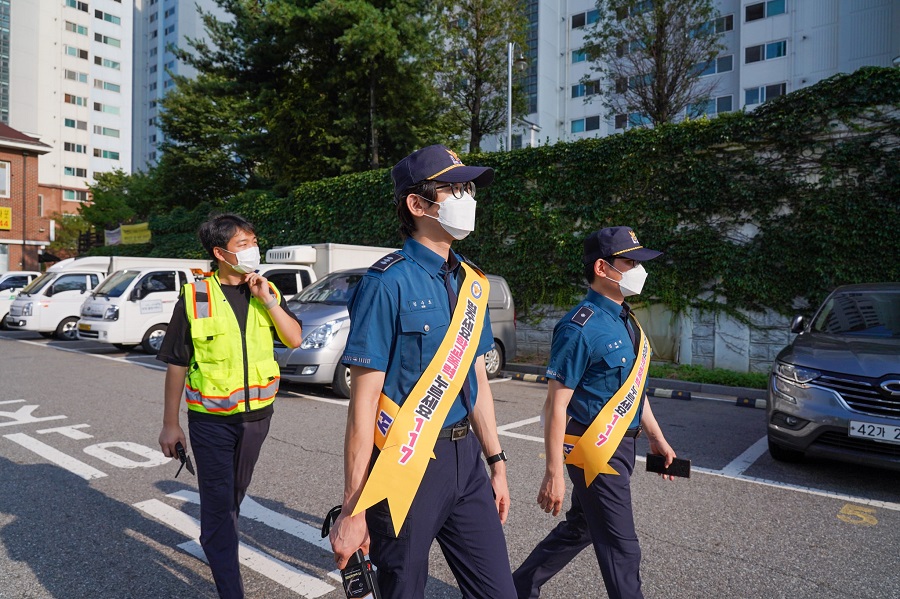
(632, 426), (643, 438)
(450, 423), (468, 441)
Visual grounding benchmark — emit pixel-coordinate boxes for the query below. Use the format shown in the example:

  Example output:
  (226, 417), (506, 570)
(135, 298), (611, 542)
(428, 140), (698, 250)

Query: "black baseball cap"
(583, 226), (663, 264)
(391, 144), (495, 202)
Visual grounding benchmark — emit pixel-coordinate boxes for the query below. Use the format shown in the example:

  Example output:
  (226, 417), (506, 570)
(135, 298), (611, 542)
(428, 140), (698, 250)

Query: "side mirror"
(131, 288), (144, 301)
(790, 315), (806, 334)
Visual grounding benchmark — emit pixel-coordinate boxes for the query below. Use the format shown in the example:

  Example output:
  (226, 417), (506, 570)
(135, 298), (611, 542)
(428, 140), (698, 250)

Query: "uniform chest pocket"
(598, 346), (635, 388)
(189, 317), (229, 364)
(399, 309), (449, 373)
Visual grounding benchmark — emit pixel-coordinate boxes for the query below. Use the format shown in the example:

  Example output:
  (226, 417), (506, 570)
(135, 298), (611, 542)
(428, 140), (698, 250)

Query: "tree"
(164, 0), (451, 188)
(47, 213), (90, 258)
(434, 0), (528, 152)
(583, 0), (725, 126)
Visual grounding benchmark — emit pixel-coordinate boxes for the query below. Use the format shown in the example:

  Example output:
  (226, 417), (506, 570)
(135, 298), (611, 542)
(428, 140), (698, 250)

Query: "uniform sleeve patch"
(369, 252), (405, 272)
(570, 306), (594, 327)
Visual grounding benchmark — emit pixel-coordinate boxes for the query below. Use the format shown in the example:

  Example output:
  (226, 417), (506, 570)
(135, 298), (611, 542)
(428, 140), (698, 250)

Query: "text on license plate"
(78, 323), (91, 331)
(849, 421), (900, 445)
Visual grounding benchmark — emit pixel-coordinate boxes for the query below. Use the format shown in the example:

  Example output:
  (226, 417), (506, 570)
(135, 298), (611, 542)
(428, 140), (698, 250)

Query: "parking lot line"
(721, 436), (769, 477)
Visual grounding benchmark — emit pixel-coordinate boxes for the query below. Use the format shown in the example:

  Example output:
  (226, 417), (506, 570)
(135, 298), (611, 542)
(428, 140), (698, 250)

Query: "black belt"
(437, 418), (470, 441)
(624, 426), (642, 438)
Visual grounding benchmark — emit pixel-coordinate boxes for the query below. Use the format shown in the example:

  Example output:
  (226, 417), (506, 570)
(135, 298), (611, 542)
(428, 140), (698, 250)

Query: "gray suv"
(766, 283), (900, 471)
(275, 268), (517, 398)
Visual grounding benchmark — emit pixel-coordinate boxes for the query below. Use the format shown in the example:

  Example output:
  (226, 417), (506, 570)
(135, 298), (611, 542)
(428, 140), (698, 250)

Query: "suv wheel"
(768, 437), (804, 463)
(484, 344), (504, 379)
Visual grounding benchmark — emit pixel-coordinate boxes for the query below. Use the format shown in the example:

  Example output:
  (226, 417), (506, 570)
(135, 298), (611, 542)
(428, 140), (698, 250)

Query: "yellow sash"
(352, 263), (489, 536)
(563, 314), (651, 487)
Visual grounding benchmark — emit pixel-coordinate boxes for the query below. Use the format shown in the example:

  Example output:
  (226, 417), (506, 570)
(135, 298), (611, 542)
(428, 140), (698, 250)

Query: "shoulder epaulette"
(369, 252), (405, 273)
(570, 306), (594, 327)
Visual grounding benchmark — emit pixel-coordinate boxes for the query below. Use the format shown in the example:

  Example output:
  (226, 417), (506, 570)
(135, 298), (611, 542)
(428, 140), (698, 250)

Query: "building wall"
(7, 0), (132, 198)
(486, 0), (900, 149)
(0, 150), (49, 271)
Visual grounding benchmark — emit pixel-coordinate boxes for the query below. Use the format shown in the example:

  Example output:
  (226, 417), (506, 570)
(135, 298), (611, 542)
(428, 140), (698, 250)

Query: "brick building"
(0, 123), (52, 272)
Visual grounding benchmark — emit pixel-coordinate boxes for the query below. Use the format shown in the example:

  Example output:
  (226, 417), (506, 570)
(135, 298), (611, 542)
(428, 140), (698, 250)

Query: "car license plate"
(78, 323), (91, 331)
(849, 421), (900, 445)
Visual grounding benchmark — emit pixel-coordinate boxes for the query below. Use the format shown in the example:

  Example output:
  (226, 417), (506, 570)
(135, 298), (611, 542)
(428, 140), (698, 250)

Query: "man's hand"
(244, 271), (273, 303)
(330, 511), (370, 570)
(648, 436), (677, 482)
(490, 463), (511, 524)
(537, 470), (567, 516)
(158, 424), (186, 459)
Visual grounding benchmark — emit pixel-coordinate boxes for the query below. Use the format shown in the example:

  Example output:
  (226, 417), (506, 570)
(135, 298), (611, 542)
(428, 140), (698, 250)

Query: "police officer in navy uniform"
(512, 226), (677, 599)
(328, 145), (516, 598)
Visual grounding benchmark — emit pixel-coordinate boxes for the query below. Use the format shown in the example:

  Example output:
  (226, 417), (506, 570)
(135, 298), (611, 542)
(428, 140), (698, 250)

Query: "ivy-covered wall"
(137, 67), (900, 319)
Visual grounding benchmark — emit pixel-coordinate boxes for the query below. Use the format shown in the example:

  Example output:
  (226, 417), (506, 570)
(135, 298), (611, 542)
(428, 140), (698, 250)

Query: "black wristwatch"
(485, 450), (508, 466)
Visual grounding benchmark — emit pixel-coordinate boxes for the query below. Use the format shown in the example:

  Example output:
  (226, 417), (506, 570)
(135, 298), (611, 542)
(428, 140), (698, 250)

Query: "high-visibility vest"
(183, 274), (281, 415)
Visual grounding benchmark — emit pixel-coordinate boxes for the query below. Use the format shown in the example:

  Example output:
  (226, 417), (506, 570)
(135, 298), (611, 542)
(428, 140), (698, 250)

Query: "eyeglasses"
(435, 181), (476, 199)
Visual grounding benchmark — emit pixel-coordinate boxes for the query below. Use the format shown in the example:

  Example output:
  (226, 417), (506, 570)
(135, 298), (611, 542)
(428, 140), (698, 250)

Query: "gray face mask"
(421, 193), (477, 240)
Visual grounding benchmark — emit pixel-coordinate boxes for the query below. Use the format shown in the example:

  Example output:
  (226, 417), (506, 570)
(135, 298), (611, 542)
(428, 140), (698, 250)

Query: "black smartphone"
(646, 453), (691, 478)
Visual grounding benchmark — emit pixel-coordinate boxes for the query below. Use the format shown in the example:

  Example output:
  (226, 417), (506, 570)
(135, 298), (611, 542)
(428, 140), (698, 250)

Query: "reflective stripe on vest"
(184, 274), (281, 415)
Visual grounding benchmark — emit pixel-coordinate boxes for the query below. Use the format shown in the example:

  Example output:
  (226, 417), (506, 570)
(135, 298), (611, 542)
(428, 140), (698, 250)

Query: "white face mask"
(220, 246), (260, 274)
(607, 262), (648, 297)
(422, 193), (477, 240)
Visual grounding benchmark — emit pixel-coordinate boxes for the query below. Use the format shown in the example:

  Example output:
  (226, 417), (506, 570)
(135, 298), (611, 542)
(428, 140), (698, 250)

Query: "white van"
(6, 256), (208, 341)
(77, 263), (209, 352)
(0, 271), (41, 330)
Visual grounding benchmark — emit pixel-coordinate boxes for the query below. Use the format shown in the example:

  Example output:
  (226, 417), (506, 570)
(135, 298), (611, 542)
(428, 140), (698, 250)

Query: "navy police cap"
(392, 144), (494, 202)
(583, 226), (663, 264)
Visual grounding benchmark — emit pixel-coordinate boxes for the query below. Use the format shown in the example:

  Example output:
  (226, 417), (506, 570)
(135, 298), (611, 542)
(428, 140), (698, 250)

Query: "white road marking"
(3, 432), (107, 479)
(1, 337), (167, 370)
(279, 390), (349, 406)
(488, 377), (512, 384)
(721, 436), (769, 477)
(169, 491), (343, 581)
(134, 499), (334, 598)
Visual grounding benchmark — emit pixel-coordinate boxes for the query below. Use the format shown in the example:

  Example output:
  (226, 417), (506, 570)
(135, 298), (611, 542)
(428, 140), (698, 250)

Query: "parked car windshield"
(19, 272), (55, 296)
(812, 290), (900, 338)
(93, 270), (140, 298)
(292, 272), (363, 305)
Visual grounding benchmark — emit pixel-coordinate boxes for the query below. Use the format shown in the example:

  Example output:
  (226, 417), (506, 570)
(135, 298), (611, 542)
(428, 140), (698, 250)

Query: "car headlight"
(300, 319), (345, 350)
(774, 361), (820, 385)
(104, 306), (119, 321)
(21, 302), (32, 316)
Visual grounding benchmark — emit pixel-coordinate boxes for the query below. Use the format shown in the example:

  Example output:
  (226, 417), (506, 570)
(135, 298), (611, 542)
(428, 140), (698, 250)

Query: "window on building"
(697, 54), (733, 76)
(149, 65), (157, 74)
(150, 29), (158, 39)
(95, 56), (120, 70)
(64, 118), (88, 130)
(94, 9), (120, 25)
(148, 82), (157, 91)
(65, 21), (88, 35)
(65, 0), (89, 13)
(164, 25), (175, 35)
(93, 102), (120, 115)
(571, 79), (601, 98)
(0, 161), (9, 198)
(615, 114), (628, 130)
(571, 118), (585, 134)
(149, 47), (157, 57)
(745, 0), (786, 22)
(149, 12), (157, 22)
(64, 166), (88, 177)
(64, 69), (88, 83)
(38, 194), (44, 216)
(64, 94), (88, 107)
(94, 33), (121, 47)
(746, 40), (786, 63)
(571, 9), (598, 29)
(164, 7), (175, 18)
(93, 149), (120, 160)
(165, 60), (176, 70)
(688, 95), (733, 117)
(63, 189), (89, 202)
(94, 79), (121, 93)
(64, 45), (89, 60)
(628, 113), (651, 127)
(93, 125), (120, 138)
(585, 115), (600, 131)
(64, 142), (87, 154)
(745, 82), (787, 105)
(715, 14), (734, 33)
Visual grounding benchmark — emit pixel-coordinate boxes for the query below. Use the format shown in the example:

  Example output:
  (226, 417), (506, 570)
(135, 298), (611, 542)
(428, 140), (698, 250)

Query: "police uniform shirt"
(156, 278), (298, 424)
(341, 238), (495, 427)
(544, 288), (645, 428)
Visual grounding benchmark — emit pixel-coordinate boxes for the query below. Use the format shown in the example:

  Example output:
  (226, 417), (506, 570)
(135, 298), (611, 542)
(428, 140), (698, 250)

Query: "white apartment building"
(132, 0), (223, 171)
(8, 0), (132, 201)
(486, 0), (900, 151)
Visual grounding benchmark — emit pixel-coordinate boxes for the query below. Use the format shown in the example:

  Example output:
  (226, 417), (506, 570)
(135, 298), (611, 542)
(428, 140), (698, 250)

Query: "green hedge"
(141, 67), (900, 317)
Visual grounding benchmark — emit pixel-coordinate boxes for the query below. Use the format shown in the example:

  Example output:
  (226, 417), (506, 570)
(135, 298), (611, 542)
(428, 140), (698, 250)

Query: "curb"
(735, 397), (767, 409)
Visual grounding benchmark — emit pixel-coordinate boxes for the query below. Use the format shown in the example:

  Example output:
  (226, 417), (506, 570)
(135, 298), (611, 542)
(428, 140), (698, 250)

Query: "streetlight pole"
(507, 42), (514, 151)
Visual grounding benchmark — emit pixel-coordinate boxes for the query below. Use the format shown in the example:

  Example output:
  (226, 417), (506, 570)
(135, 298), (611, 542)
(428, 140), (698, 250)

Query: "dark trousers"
(189, 415), (271, 599)
(366, 432), (516, 599)
(513, 437), (643, 599)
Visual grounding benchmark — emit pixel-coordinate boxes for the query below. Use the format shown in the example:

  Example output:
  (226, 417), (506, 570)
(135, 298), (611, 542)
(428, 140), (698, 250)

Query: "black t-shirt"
(157, 280), (300, 423)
